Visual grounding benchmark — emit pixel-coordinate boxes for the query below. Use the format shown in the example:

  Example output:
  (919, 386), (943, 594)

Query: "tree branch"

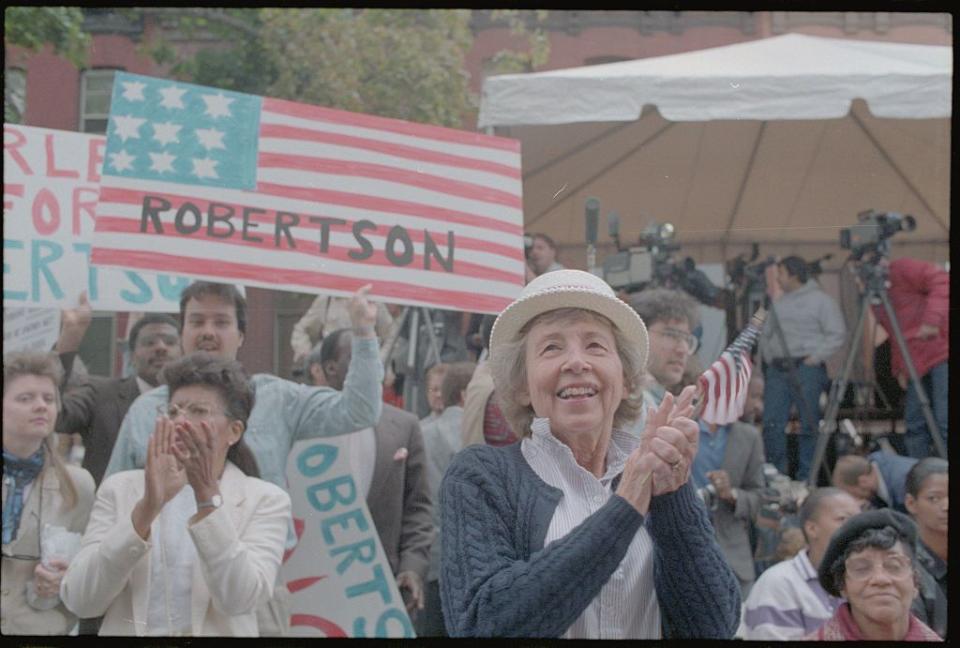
(141, 7), (261, 39)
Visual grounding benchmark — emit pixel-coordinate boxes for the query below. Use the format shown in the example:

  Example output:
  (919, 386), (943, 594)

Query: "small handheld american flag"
(693, 308), (766, 425)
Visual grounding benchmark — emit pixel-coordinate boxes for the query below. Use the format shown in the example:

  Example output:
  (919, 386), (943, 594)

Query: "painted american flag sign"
(89, 72), (525, 313)
(695, 308), (766, 425)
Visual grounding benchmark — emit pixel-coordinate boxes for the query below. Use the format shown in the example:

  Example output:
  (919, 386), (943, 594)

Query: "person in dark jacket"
(439, 270), (740, 638)
(56, 308), (181, 485)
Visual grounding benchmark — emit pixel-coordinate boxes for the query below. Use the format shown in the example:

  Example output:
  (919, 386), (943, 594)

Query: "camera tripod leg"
(807, 287), (873, 487)
(876, 290), (948, 459)
(402, 307), (446, 417)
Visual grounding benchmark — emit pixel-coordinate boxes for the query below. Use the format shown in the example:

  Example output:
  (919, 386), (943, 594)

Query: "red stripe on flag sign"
(258, 123), (522, 180)
(90, 248), (516, 312)
(96, 187), (525, 261)
(257, 152), (523, 209)
(263, 97), (521, 152)
(93, 215), (521, 285)
(255, 181), (522, 236)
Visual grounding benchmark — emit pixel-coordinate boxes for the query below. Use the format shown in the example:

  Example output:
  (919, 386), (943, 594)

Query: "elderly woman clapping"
(61, 353), (290, 636)
(811, 509), (942, 641)
(439, 270), (740, 638)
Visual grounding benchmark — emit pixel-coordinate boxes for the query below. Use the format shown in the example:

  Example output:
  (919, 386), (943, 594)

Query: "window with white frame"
(79, 68), (119, 133)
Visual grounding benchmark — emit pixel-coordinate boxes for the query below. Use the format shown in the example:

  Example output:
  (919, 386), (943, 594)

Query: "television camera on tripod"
(583, 198), (727, 310)
(808, 209), (947, 486)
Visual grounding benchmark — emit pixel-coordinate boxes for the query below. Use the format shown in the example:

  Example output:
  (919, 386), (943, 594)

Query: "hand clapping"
(639, 384), (699, 496)
(132, 417), (187, 539)
(170, 420), (221, 505)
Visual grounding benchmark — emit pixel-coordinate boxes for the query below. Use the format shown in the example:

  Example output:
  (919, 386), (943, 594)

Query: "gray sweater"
(759, 279), (846, 365)
(440, 442), (741, 638)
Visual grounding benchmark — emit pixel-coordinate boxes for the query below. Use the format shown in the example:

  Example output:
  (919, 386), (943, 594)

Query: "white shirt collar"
(528, 418), (639, 483)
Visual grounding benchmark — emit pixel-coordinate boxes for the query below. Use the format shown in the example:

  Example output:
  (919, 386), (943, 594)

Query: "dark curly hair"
(160, 352), (259, 477)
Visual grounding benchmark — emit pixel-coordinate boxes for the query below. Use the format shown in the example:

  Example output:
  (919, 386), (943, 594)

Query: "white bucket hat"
(490, 269), (649, 369)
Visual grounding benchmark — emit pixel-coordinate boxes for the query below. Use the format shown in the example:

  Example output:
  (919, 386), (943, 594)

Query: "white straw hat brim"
(490, 271), (648, 369)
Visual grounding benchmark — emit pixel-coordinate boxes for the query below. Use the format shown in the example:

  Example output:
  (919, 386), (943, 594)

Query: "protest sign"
(283, 437), (415, 638)
(3, 307), (61, 354)
(90, 72), (525, 314)
(3, 124), (193, 311)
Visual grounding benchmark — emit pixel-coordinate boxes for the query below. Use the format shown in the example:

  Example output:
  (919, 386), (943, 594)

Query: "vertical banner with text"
(282, 437), (414, 638)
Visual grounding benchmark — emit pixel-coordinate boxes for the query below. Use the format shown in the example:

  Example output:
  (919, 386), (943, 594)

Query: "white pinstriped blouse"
(521, 419), (661, 639)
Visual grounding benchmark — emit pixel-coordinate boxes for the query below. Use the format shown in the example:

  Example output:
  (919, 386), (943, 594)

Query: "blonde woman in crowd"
(2, 352), (95, 635)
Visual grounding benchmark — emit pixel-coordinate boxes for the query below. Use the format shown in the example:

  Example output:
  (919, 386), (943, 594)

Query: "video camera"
(755, 463), (808, 527)
(589, 202), (724, 307)
(729, 244), (776, 287)
(729, 243), (832, 289)
(840, 209), (916, 260)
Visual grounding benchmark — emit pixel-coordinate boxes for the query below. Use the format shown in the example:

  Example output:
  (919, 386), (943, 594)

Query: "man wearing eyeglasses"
(632, 287), (766, 600)
(629, 288), (701, 411)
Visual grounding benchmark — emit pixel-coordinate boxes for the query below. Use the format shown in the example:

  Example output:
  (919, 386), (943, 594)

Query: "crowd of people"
(2, 241), (948, 640)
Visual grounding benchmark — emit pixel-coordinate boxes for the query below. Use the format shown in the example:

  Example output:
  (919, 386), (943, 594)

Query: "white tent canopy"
(479, 34), (951, 126)
(477, 34), (951, 267)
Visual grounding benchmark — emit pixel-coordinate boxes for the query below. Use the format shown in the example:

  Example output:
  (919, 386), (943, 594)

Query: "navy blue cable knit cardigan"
(439, 442), (741, 638)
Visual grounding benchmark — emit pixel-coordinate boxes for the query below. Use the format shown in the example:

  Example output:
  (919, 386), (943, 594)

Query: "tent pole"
(719, 121), (767, 262)
(850, 109), (948, 235)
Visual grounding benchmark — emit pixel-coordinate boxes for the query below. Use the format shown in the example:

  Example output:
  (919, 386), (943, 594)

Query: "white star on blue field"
(104, 72), (261, 190)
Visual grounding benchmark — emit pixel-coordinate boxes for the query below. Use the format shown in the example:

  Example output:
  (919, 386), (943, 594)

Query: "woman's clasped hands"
(132, 414), (223, 539)
(616, 385), (699, 514)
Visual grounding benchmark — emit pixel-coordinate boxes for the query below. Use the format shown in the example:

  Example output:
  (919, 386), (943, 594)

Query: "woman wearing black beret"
(809, 509), (941, 641)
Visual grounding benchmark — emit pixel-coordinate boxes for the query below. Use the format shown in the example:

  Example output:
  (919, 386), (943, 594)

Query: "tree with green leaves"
(143, 8), (478, 128)
(5, 8), (550, 129)
(4, 6), (90, 122)
(4, 6), (90, 65)
(142, 8), (549, 128)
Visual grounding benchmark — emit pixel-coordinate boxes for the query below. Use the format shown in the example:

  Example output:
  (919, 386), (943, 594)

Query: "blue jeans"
(762, 363), (829, 481)
(903, 361), (948, 459)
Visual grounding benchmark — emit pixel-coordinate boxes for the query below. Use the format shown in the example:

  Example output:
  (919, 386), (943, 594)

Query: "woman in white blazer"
(61, 353), (290, 636)
(2, 351), (95, 635)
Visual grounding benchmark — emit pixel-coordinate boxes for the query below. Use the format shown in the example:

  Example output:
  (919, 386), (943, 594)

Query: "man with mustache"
(56, 295), (181, 486)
